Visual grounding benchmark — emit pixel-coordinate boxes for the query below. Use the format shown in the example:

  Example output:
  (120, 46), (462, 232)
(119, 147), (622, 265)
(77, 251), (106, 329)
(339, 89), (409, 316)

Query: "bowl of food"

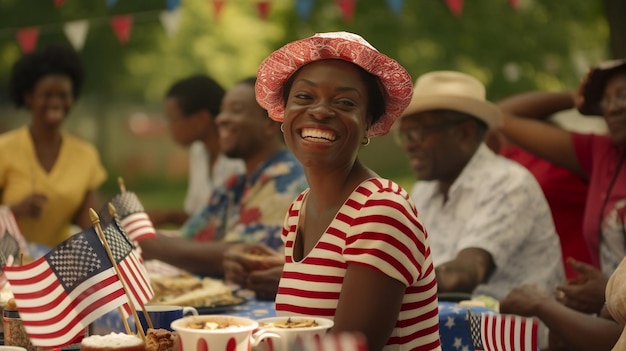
(254, 316), (334, 351)
(171, 315), (273, 351)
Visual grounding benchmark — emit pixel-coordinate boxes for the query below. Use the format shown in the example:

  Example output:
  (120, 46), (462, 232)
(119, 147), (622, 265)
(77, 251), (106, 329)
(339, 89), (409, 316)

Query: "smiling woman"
(253, 32), (442, 351)
(0, 45), (107, 248)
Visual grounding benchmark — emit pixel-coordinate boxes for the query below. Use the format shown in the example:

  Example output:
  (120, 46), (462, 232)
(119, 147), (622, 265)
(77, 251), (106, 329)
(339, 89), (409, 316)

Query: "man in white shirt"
(395, 71), (565, 301)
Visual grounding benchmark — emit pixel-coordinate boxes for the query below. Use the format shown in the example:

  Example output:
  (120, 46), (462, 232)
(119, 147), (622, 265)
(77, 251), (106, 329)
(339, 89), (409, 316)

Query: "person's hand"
(246, 265), (283, 301)
(554, 258), (607, 314)
(10, 193), (47, 218)
(500, 284), (552, 317)
(223, 243), (283, 288)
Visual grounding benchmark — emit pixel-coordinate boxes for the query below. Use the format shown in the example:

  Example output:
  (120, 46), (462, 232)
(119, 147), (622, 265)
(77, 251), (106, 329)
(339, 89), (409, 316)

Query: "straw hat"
(400, 71), (501, 130)
(578, 58), (626, 116)
(255, 31), (413, 137)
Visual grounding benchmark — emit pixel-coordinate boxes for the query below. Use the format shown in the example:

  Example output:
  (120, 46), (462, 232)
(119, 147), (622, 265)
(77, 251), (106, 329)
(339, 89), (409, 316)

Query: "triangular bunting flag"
(63, 20), (89, 51)
(509, 0), (519, 10)
(445, 0), (463, 16)
(106, 0), (118, 8)
(386, 0), (403, 16)
(165, 0), (181, 12)
(110, 15), (133, 44)
(54, 0), (66, 7)
(159, 9), (181, 37)
(256, 1), (270, 20)
(16, 27), (39, 53)
(212, 0), (226, 21)
(295, 0), (314, 20)
(336, 0), (357, 23)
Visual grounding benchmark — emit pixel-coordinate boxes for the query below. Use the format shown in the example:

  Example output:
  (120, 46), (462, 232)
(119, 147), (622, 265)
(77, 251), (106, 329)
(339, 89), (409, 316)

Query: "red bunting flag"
(16, 27), (39, 53)
(212, 0), (226, 21)
(336, 0), (357, 23)
(444, 0), (463, 16)
(110, 15), (133, 44)
(53, 0), (66, 7)
(256, 1), (270, 20)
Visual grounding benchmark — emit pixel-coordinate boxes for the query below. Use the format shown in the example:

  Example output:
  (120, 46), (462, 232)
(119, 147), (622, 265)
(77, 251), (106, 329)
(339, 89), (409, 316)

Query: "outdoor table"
(92, 294), (496, 351)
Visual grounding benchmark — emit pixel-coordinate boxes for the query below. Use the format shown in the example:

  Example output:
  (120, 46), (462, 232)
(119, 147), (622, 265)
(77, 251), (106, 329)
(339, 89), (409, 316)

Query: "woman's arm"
(333, 264), (406, 351)
(497, 92), (584, 177)
(500, 285), (621, 351)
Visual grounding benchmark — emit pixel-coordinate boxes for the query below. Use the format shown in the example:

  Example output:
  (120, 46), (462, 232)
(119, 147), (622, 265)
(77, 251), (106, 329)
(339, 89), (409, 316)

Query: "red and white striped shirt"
(275, 178), (441, 351)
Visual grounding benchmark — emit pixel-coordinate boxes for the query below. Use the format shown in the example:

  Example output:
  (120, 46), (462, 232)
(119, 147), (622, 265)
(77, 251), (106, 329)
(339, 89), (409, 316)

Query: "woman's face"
(282, 59), (370, 170)
(24, 74), (74, 128)
(603, 71), (626, 145)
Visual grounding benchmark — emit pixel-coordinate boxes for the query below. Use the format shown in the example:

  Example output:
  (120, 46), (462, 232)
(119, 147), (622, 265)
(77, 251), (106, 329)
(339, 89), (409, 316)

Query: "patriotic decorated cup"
(171, 315), (278, 351)
(253, 316), (334, 351)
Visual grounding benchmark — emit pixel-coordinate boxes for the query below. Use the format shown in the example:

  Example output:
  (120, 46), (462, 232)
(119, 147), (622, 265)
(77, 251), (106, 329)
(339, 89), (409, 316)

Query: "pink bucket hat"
(255, 31), (413, 137)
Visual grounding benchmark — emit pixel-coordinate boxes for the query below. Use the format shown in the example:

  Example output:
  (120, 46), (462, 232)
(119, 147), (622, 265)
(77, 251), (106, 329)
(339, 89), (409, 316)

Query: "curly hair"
(8, 45), (84, 108)
(165, 75), (225, 119)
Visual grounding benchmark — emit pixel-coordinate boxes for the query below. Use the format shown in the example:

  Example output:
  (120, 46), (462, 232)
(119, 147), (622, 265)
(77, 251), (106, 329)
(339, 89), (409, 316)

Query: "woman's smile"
(299, 127), (337, 143)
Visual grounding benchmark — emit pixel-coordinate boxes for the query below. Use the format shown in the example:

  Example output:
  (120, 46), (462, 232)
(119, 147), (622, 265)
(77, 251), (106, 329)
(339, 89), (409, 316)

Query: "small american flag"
(110, 191), (157, 242)
(0, 206), (29, 276)
(4, 228), (130, 348)
(468, 310), (538, 351)
(101, 218), (154, 313)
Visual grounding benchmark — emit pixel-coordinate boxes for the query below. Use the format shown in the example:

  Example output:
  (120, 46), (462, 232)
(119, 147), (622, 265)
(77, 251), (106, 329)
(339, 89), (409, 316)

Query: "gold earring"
(280, 123), (284, 133)
(362, 136), (371, 146)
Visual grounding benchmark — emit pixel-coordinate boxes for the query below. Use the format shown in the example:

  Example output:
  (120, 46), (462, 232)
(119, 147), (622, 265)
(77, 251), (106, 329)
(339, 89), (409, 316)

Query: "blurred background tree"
(0, 0), (618, 207)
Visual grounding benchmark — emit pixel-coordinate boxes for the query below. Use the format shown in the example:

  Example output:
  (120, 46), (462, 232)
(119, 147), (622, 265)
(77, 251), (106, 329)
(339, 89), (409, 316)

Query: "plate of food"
(149, 274), (247, 314)
(195, 295), (247, 314)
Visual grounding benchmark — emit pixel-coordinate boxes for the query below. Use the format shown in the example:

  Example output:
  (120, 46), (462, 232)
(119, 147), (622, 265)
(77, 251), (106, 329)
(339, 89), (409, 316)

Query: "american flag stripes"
(110, 192), (156, 242)
(468, 310), (538, 351)
(0, 206), (29, 288)
(4, 228), (130, 348)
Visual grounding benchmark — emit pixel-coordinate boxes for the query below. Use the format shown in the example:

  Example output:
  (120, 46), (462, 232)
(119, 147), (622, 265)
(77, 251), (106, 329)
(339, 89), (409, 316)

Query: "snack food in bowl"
(171, 315), (276, 351)
(80, 333), (145, 351)
(254, 316), (334, 351)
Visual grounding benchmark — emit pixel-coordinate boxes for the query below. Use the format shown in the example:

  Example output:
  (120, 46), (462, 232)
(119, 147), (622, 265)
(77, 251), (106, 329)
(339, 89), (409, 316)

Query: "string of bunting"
(0, 0), (521, 53)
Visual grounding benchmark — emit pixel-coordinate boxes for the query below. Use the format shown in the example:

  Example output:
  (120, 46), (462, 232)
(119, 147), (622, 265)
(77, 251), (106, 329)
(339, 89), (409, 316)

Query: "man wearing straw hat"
(395, 71), (565, 302)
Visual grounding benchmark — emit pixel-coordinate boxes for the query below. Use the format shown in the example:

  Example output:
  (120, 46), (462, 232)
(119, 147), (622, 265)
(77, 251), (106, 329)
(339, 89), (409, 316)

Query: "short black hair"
(9, 45), (84, 108)
(280, 61), (386, 127)
(165, 75), (225, 118)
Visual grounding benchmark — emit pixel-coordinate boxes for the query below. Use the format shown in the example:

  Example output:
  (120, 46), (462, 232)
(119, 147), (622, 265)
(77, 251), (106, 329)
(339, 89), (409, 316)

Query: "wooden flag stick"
(117, 177), (127, 193)
(89, 209), (145, 340)
(108, 203), (154, 330)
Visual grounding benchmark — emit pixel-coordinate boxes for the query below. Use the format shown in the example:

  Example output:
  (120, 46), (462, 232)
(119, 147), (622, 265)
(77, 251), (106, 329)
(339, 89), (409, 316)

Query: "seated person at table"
(498, 59), (626, 317)
(396, 71), (565, 301)
(140, 77), (307, 277)
(499, 58), (626, 350)
(0, 45), (107, 248)
(147, 75), (244, 227)
(254, 32), (441, 351)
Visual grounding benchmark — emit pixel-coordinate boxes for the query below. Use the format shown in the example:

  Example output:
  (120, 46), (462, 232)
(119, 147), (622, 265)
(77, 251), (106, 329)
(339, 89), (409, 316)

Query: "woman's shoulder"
(359, 178), (410, 198)
(62, 132), (101, 156)
(0, 126), (27, 143)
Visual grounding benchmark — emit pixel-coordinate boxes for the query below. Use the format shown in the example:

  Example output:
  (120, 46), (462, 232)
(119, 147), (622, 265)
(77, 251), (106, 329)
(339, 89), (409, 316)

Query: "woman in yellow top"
(0, 45), (107, 248)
